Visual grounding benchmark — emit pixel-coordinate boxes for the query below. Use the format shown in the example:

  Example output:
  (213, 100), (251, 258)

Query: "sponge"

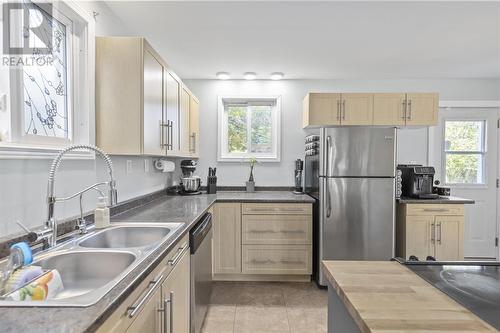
(4, 266), (43, 293)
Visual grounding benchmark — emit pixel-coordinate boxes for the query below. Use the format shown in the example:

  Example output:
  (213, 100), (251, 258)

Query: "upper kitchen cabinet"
(96, 37), (199, 157)
(188, 92), (200, 157)
(303, 92), (439, 128)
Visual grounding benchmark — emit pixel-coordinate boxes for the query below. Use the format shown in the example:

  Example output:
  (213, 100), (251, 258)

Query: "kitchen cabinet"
(213, 202), (312, 280)
(161, 247), (190, 333)
(303, 92), (439, 128)
(189, 94), (200, 157)
(125, 284), (161, 333)
(96, 37), (198, 157)
(213, 203), (242, 274)
(397, 203), (464, 261)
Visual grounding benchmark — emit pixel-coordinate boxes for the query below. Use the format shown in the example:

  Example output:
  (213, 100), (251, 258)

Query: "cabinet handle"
(189, 133), (196, 153)
(437, 222), (442, 244)
(402, 100), (407, 120)
(160, 291), (174, 333)
(423, 208), (448, 212)
(280, 230), (305, 234)
(160, 122), (168, 148)
(127, 274), (164, 318)
(280, 259), (304, 265)
(168, 242), (188, 266)
(250, 259), (274, 264)
(169, 121), (174, 150)
(342, 100), (346, 120)
(336, 100), (341, 121)
(430, 222), (435, 243)
(407, 99), (412, 120)
(248, 229), (276, 233)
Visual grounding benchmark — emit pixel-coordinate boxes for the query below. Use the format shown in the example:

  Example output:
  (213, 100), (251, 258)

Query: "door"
(306, 93), (341, 126)
(180, 87), (191, 155)
(373, 93), (406, 126)
(165, 71), (180, 154)
(405, 93), (438, 126)
(162, 250), (190, 333)
(435, 215), (464, 261)
(340, 93), (373, 125)
(430, 107), (499, 259)
(321, 177), (395, 262)
(125, 286), (162, 333)
(321, 127), (396, 177)
(143, 50), (165, 156)
(213, 203), (241, 274)
(189, 95), (200, 157)
(405, 215), (435, 260)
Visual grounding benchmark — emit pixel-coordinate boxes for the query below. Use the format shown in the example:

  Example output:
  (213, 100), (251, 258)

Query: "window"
(218, 96), (281, 161)
(444, 120), (486, 184)
(0, 1), (94, 158)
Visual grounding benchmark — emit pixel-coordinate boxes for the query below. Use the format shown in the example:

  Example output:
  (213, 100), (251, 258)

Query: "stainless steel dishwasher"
(190, 212), (213, 333)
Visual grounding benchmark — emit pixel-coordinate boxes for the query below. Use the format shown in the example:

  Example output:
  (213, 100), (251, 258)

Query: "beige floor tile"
(211, 282), (241, 305)
(281, 282), (327, 308)
(287, 307), (327, 333)
(236, 282), (286, 306)
(201, 304), (235, 333)
(234, 305), (291, 333)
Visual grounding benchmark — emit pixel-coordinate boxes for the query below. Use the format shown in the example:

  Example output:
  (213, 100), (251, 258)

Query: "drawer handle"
(279, 208), (305, 212)
(280, 230), (305, 234)
(127, 274), (164, 318)
(280, 259), (304, 265)
(422, 208), (449, 212)
(168, 242), (188, 266)
(250, 259), (275, 264)
(248, 229), (276, 233)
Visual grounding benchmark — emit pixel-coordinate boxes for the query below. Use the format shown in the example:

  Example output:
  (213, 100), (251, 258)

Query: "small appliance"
(398, 164), (439, 199)
(293, 159), (304, 194)
(433, 180), (451, 196)
(179, 160), (202, 195)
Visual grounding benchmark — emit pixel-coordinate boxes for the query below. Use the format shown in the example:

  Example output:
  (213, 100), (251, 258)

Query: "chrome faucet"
(43, 144), (118, 247)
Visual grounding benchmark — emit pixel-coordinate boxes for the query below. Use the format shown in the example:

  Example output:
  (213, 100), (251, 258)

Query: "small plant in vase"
(246, 157), (257, 192)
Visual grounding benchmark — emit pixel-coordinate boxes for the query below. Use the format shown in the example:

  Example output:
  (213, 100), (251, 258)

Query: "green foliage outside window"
(226, 105), (273, 154)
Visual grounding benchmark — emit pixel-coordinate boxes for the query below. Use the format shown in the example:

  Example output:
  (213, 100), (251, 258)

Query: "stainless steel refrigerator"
(305, 127), (397, 286)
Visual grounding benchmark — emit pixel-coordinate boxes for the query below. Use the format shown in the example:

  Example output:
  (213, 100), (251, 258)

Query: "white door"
(430, 107), (499, 259)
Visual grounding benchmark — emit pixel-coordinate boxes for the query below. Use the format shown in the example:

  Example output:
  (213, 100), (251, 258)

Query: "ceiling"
(105, 1), (500, 80)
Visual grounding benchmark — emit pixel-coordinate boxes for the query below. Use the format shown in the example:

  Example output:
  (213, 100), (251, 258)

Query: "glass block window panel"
(444, 120), (486, 184)
(23, 5), (69, 139)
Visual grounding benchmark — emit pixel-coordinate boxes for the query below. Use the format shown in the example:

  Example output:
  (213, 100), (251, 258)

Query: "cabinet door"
(179, 87), (191, 156)
(213, 203), (242, 274)
(405, 215), (435, 260)
(143, 50), (165, 156)
(189, 95), (200, 157)
(303, 93), (341, 127)
(373, 93), (406, 126)
(340, 93), (373, 125)
(162, 250), (190, 333)
(125, 286), (161, 333)
(165, 71), (181, 154)
(435, 215), (464, 261)
(405, 93), (439, 126)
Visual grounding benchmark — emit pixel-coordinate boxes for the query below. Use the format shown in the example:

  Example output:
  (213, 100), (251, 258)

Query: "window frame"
(442, 119), (487, 186)
(0, 1), (95, 159)
(217, 95), (282, 162)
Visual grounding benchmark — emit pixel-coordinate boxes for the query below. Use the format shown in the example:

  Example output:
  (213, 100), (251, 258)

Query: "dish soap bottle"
(94, 196), (110, 229)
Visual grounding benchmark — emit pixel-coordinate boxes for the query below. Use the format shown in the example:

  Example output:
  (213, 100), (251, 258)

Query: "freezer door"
(320, 127), (396, 177)
(318, 177), (395, 285)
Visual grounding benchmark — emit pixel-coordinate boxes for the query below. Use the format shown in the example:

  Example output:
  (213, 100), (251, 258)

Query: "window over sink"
(218, 96), (281, 162)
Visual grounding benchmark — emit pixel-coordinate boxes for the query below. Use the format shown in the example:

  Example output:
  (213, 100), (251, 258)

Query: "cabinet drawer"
(242, 203), (312, 215)
(242, 245), (312, 275)
(242, 215), (312, 245)
(405, 204), (464, 216)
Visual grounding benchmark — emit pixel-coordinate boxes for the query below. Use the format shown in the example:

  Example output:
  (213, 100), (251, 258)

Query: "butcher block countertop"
(322, 261), (498, 333)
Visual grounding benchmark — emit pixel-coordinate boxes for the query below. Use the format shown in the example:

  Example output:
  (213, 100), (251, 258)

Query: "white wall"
(185, 79), (500, 187)
(0, 2), (179, 238)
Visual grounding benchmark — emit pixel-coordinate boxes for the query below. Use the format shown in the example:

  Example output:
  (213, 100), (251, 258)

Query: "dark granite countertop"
(397, 196), (475, 204)
(0, 191), (313, 333)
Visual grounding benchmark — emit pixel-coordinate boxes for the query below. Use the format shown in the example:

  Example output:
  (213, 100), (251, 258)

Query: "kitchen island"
(322, 260), (497, 333)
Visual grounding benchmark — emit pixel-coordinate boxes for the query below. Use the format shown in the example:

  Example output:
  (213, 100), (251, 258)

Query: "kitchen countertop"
(322, 260), (497, 333)
(0, 191), (313, 333)
(397, 196), (475, 204)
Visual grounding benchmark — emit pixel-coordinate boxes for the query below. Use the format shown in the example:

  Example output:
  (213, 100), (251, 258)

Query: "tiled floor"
(201, 281), (327, 333)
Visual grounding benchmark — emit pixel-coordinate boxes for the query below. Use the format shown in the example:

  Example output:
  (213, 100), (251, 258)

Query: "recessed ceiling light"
(270, 72), (284, 80)
(244, 72), (257, 80)
(216, 72), (230, 80)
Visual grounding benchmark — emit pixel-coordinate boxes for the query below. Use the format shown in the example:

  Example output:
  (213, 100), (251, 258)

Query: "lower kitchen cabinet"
(397, 204), (464, 261)
(213, 203), (242, 274)
(125, 285), (162, 333)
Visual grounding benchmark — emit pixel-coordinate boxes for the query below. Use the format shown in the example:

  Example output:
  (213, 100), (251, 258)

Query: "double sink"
(0, 222), (183, 307)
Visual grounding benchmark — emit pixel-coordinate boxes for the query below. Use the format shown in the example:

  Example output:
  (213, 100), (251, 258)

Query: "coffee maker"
(179, 160), (202, 195)
(398, 164), (439, 199)
(293, 159), (304, 194)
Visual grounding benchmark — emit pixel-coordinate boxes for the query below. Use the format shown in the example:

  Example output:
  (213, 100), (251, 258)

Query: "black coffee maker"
(397, 164), (439, 199)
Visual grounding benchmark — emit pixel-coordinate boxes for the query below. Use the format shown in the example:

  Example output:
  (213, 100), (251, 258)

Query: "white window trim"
(217, 95), (282, 163)
(0, 1), (95, 160)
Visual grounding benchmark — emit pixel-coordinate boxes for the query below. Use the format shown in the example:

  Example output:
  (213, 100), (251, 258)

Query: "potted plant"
(246, 157), (257, 192)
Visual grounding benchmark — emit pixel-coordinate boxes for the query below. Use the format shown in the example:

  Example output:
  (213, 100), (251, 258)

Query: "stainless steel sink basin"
(79, 226), (172, 249)
(36, 251), (136, 299)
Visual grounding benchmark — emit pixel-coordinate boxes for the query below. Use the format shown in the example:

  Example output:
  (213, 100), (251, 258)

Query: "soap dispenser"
(94, 196), (110, 229)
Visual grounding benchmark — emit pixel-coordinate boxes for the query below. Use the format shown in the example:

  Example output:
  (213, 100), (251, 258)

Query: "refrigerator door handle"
(326, 135), (332, 177)
(326, 179), (331, 218)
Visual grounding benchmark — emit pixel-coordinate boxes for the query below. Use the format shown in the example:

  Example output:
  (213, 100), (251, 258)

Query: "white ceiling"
(105, 1), (500, 80)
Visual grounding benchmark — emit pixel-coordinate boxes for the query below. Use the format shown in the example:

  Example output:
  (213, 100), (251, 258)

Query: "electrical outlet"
(144, 159), (150, 173)
(126, 160), (133, 174)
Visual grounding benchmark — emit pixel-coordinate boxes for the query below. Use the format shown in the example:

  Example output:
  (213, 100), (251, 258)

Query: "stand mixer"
(179, 160), (202, 195)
